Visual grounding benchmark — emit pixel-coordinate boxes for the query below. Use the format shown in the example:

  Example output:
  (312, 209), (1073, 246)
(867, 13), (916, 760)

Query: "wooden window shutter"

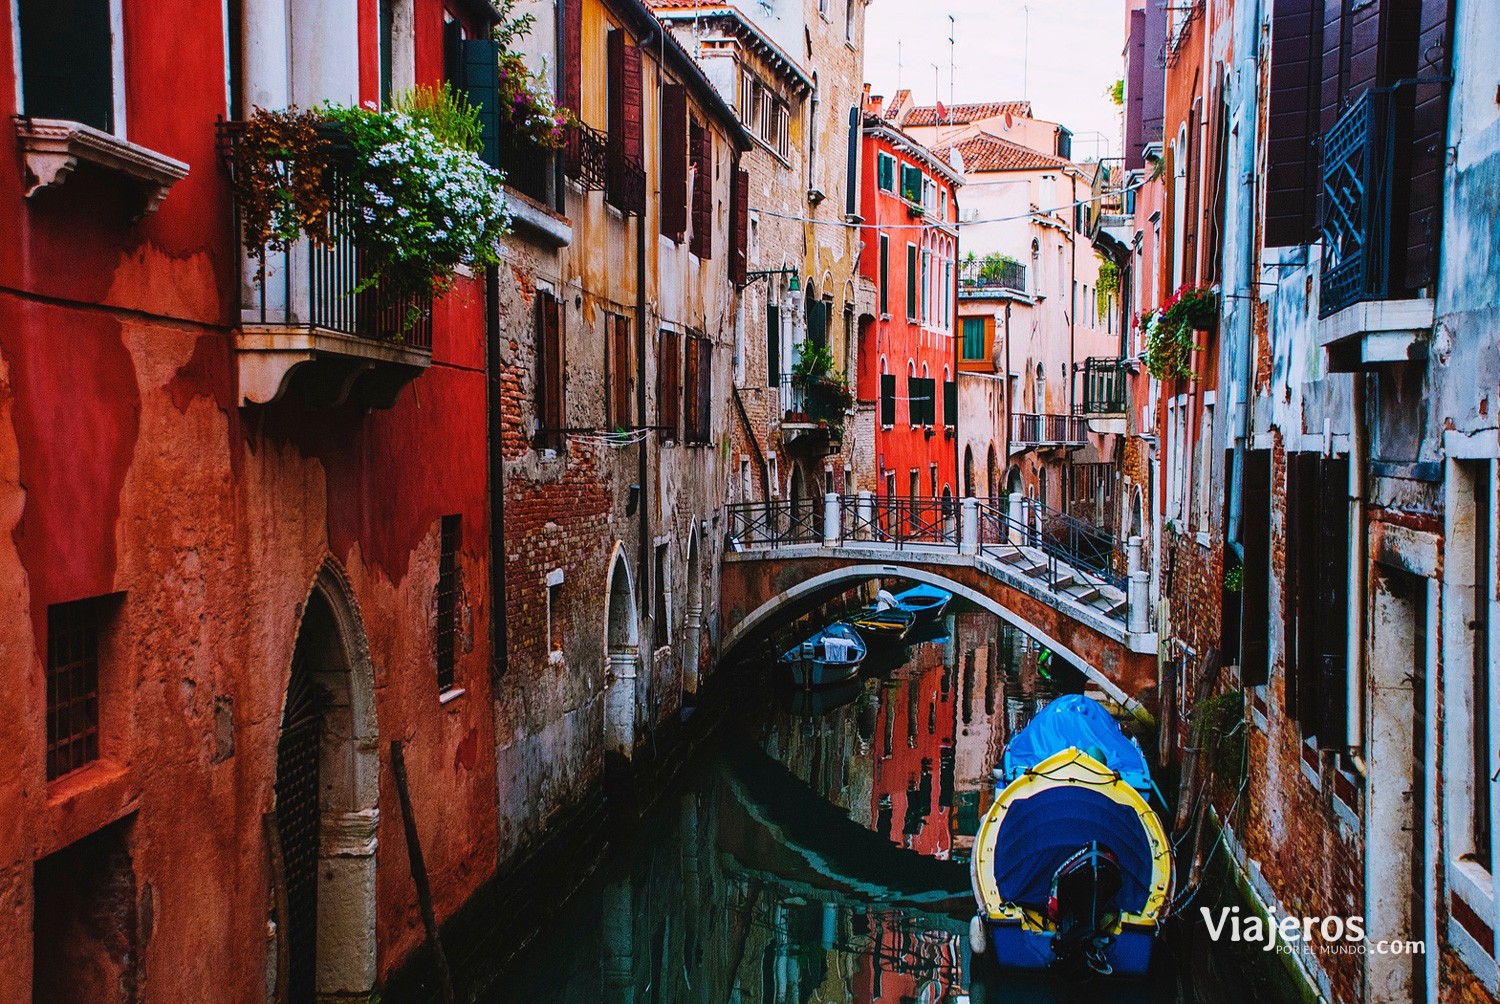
(766, 305), (780, 387)
(1265, 0), (1325, 246)
(732, 168), (749, 286)
(906, 246), (918, 319)
(658, 330), (680, 440)
(1315, 454), (1351, 745)
(690, 121), (713, 259)
(622, 38), (643, 162)
(661, 85), (689, 240)
(562, 0), (582, 114)
(808, 297), (826, 350)
(943, 380), (957, 427)
(609, 314), (631, 428)
(460, 38), (503, 169)
(696, 337), (713, 443)
(1293, 452), (1324, 727)
(845, 105), (861, 216)
(682, 335), (700, 440)
(536, 290), (565, 446)
(1405, 0), (1455, 290)
(879, 374), (896, 426)
(1239, 449), (1272, 686)
(19, 0), (114, 130)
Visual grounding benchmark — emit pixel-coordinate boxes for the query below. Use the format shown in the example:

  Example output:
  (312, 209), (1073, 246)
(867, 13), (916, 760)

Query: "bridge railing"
(972, 498), (1123, 599)
(840, 495), (959, 549)
(727, 497), (824, 549)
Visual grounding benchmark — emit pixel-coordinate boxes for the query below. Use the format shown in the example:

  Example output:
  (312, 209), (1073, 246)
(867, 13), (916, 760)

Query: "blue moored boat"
(970, 695), (1172, 976)
(778, 622), (867, 688)
(891, 583), (952, 622)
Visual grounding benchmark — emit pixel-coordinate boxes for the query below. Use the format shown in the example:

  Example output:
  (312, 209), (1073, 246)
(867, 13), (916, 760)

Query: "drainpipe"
(637, 30), (657, 689)
(486, 265), (508, 680)
(1069, 172), (1078, 418)
(1347, 373), (1368, 761)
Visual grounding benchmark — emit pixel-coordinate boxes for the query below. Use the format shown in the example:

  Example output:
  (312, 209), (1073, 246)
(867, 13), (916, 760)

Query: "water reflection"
(478, 605), (1249, 1003)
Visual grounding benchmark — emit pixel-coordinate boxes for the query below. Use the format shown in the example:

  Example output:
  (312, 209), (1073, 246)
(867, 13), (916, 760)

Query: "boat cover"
(1001, 694), (1151, 792)
(991, 785), (1154, 913)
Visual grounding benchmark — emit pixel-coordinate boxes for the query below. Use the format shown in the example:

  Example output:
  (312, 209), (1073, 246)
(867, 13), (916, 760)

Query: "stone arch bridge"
(718, 495), (1160, 713)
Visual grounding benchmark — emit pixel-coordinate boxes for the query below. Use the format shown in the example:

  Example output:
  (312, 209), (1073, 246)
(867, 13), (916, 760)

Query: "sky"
(862, 0), (1126, 163)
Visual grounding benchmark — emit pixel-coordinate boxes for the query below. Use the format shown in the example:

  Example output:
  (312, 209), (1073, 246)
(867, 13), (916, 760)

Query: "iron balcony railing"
(500, 132), (555, 207)
(1320, 88), (1397, 318)
(564, 122), (608, 191)
(1010, 412), (1088, 447)
(218, 120), (433, 349)
(605, 139), (647, 216)
(959, 258), (1027, 296)
(1077, 356), (1129, 416)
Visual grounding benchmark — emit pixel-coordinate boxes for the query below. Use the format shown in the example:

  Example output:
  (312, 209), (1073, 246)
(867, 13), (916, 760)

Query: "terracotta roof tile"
(900, 101), (1032, 128)
(933, 131), (1072, 173)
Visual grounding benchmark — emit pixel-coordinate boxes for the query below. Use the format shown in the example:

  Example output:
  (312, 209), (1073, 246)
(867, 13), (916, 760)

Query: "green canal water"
(430, 602), (1303, 1003)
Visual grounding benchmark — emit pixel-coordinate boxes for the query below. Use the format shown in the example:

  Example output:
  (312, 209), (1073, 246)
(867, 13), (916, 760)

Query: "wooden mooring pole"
(390, 739), (456, 1004)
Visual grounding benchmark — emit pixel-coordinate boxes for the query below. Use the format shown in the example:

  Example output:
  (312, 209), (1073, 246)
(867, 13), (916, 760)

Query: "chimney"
(888, 88), (912, 122)
(869, 94), (885, 119)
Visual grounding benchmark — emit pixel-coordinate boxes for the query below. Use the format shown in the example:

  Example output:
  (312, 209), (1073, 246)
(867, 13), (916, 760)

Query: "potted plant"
(1142, 284), (1219, 381)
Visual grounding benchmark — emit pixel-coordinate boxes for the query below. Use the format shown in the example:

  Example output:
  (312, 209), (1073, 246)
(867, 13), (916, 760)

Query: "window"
(962, 317), (987, 361)
(907, 372), (935, 427)
(900, 164), (923, 204)
(18, 0), (116, 132)
(944, 378), (957, 428)
(906, 245), (918, 319)
(879, 235), (890, 315)
(879, 372), (896, 427)
(1196, 399), (1214, 532)
(653, 543), (670, 648)
(536, 289), (565, 451)
(818, 0), (829, 16)
(1470, 461), (1493, 866)
(607, 313), (632, 429)
(605, 29), (643, 211)
(766, 303), (781, 387)
(546, 570), (564, 655)
(1283, 453), (1351, 740)
(658, 329), (680, 442)
(1238, 451), (1271, 687)
(845, 0), (855, 41)
(684, 334), (712, 444)
(877, 153), (896, 192)
(921, 249), (931, 323)
(46, 597), (110, 780)
(436, 515), (461, 692)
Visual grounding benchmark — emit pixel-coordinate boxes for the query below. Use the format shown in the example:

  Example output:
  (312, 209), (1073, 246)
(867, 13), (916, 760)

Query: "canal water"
(452, 602), (1300, 1003)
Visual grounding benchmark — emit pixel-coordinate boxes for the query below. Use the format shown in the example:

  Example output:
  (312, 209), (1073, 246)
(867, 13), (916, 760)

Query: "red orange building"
(858, 106), (961, 510)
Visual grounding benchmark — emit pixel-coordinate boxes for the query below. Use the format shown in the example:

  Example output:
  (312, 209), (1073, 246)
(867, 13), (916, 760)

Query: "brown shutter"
(1293, 453), (1323, 726)
(690, 121), (713, 259)
(696, 336), (713, 443)
(1315, 454), (1351, 745)
(1266, 0), (1325, 247)
(537, 290), (565, 444)
(732, 167), (749, 286)
(1405, 0), (1454, 290)
(622, 39), (642, 163)
(607, 30), (624, 143)
(661, 84), (689, 240)
(562, 0), (582, 114)
(658, 329), (680, 440)
(1319, 0), (1350, 138)
(682, 334), (700, 441)
(608, 314), (631, 428)
(1240, 449), (1272, 686)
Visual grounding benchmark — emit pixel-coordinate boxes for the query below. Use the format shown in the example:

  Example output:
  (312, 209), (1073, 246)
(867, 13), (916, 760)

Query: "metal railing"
(1319, 88), (1397, 318)
(564, 122), (608, 190)
(727, 498), (824, 548)
(1010, 412), (1088, 447)
(500, 134), (555, 206)
(1077, 356), (1129, 416)
(959, 258), (1027, 295)
(605, 139), (646, 216)
(839, 495), (959, 549)
(219, 120), (433, 348)
(974, 498), (1125, 602)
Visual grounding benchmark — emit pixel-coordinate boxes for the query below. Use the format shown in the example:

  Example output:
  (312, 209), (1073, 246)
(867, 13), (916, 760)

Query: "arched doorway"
(605, 549), (640, 761)
(987, 445), (999, 505)
(273, 564), (379, 1002)
(682, 530), (703, 700)
(963, 447), (975, 499)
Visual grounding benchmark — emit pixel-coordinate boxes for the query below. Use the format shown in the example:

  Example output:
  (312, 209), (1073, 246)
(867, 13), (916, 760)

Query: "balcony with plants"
(220, 89), (511, 408)
(783, 342), (853, 450)
(959, 253), (1028, 298)
(1140, 283), (1217, 382)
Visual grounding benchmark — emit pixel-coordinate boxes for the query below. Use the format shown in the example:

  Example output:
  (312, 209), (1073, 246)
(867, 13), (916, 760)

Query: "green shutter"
(901, 164), (923, 203)
(906, 246), (917, 319)
(944, 380), (957, 427)
(880, 374), (896, 425)
(460, 38), (503, 169)
(962, 318), (986, 360)
(879, 237), (890, 315)
(808, 299), (826, 349)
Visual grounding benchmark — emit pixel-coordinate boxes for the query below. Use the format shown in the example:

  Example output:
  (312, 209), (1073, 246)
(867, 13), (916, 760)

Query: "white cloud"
(863, 0), (1125, 162)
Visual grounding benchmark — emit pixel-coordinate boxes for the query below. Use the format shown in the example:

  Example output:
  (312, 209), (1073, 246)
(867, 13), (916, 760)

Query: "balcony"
(220, 121), (433, 409)
(1318, 88), (1435, 369)
(605, 138), (646, 217)
(1077, 356), (1129, 420)
(563, 122), (608, 190)
(1010, 412), (1088, 450)
(959, 258), (1027, 298)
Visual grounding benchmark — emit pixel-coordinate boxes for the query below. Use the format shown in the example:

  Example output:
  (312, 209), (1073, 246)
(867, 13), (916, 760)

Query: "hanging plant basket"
(1141, 284), (1218, 381)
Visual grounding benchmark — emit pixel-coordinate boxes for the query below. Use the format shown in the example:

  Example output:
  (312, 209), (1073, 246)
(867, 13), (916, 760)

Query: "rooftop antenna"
(1022, 5), (1031, 100)
(896, 39), (903, 93)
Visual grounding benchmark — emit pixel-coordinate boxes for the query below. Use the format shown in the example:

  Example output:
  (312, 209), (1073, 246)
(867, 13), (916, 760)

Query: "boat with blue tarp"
(778, 622), (866, 688)
(970, 694), (1173, 976)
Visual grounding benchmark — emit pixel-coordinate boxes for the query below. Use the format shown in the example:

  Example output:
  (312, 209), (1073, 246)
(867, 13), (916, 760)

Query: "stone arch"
(1006, 465), (1023, 496)
(987, 444), (1000, 504)
(273, 560), (379, 1001)
(964, 446), (976, 499)
(682, 527), (704, 698)
(604, 546), (640, 761)
(721, 563), (1139, 713)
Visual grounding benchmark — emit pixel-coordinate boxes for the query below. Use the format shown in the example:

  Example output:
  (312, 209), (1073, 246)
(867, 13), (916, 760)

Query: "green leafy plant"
(1096, 256), (1119, 316)
(391, 83), (483, 153)
(1192, 689), (1246, 797)
(1223, 564), (1244, 593)
(230, 107), (336, 257)
(791, 342), (852, 434)
(1107, 78), (1125, 106)
(1142, 284), (1218, 380)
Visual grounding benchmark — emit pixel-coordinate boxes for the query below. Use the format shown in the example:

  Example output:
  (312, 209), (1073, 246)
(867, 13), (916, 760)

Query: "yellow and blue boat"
(969, 694), (1173, 976)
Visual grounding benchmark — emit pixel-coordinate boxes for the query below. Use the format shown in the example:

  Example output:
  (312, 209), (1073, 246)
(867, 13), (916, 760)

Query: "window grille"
(46, 598), (103, 780)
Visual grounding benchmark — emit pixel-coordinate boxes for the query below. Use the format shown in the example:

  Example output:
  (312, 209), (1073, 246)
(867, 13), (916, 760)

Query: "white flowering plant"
(326, 103), (512, 314)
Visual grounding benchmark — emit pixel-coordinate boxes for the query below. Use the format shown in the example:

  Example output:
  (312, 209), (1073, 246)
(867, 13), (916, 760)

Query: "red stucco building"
(1, 0), (509, 997)
(858, 111), (961, 511)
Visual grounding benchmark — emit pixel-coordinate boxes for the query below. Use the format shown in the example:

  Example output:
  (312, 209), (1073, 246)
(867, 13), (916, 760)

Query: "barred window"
(436, 515), (461, 692)
(47, 597), (108, 780)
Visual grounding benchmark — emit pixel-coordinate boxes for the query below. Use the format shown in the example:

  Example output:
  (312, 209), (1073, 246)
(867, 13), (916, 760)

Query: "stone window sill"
(438, 687), (467, 705)
(15, 117), (189, 216)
